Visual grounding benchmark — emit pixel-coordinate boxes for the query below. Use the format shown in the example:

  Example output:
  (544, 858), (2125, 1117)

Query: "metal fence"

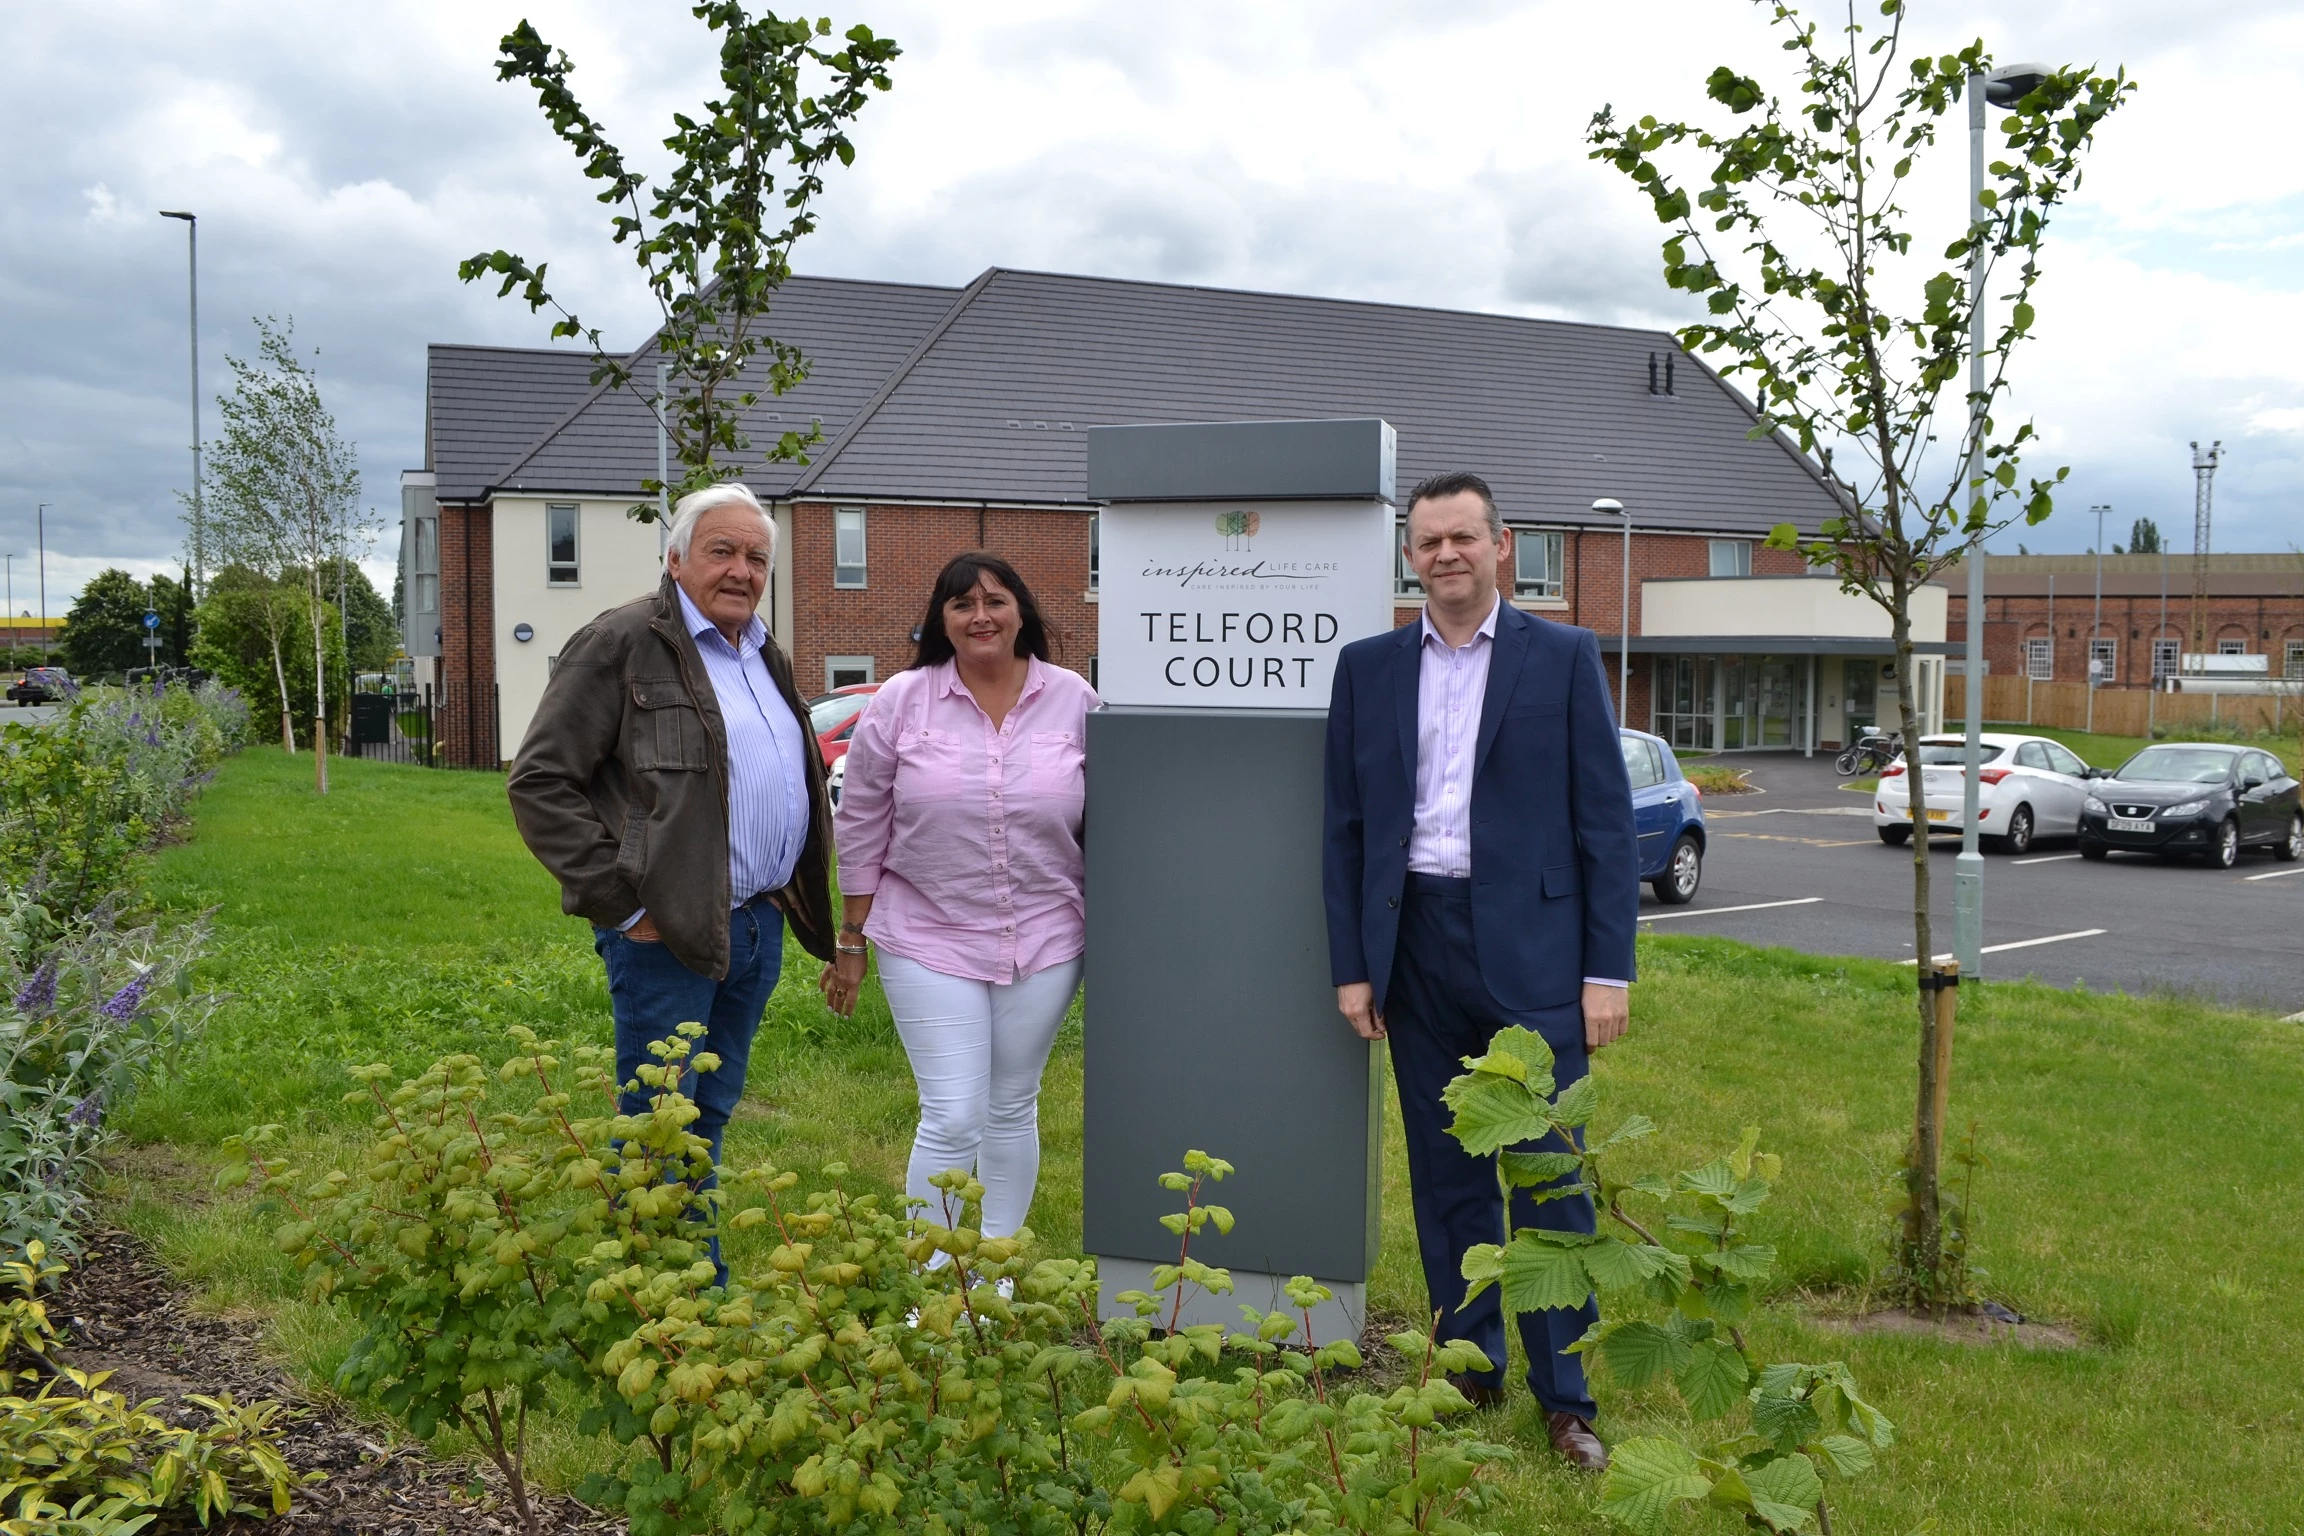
(343, 681), (500, 769)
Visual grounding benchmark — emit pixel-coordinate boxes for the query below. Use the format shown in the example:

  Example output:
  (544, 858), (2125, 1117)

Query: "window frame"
(2152, 638), (2181, 680)
(2023, 636), (2053, 680)
(545, 502), (581, 587)
(1088, 511), (1100, 594)
(833, 507), (868, 590)
(1392, 514), (1421, 599)
(2217, 638), (2247, 656)
(2087, 637), (2117, 684)
(1509, 526), (1565, 601)
(823, 654), (876, 691)
(1708, 538), (1753, 578)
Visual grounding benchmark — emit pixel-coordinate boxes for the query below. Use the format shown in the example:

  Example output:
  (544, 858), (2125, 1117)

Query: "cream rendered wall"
(494, 496), (668, 760)
(1641, 576), (1948, 643)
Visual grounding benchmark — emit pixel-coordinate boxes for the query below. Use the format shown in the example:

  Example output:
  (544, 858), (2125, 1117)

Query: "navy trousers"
(592, 898), (786, 1285)
(1385, 873), (1600, 1419)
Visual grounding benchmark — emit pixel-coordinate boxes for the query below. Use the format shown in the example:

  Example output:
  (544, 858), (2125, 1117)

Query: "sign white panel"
(1096, 498), (1395, 709)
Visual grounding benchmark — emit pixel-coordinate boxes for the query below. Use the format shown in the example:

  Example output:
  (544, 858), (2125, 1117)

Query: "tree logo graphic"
(1215, 509), (1261, 551)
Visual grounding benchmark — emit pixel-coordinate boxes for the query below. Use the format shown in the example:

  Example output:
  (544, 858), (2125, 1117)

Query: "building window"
(413, 515), (437, 575)
(413, 573), (439, 616)
(825, 654), (875, 691)
(834, 507), (867, 589)
(1089, 511), (1100, 594)
(2152, 638), (2180, 680)
(1393, 515), (1421, 599)
(1511, 528), (1565, 600)
(2088, 638), (2116, 684)
(546, 503), (580, 585)
(2217, 638), (2246, 655)
(2286, 640), (2304, 681)
(2024, 637), (2052, 680)
(1708, 539), (1753, 577)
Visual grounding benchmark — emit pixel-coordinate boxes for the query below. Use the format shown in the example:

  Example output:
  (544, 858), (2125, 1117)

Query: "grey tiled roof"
(472, 275), (963, 501)
(427, 345), (601, 502)
(444, 267), (1846, 534)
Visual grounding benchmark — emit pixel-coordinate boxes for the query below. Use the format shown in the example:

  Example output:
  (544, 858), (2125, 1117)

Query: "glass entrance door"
(1650, 656), (1716, 752)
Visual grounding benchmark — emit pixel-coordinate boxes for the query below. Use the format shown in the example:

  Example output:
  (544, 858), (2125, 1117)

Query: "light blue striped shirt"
(676, 584), (810, 905)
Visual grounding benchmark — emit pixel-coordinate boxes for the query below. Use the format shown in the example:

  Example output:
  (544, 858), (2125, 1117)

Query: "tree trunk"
(309, 573), (329, 794)
(264, 605), (295, 755)
(1893, 599), (1943, 1302)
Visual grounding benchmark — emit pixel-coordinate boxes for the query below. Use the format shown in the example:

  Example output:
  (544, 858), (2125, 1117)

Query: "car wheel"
(2078, 839), (2109, 862)
(2205, 817), (2240, 869)
(1878, 824), (1910, 846)
(1988, 803), (2035, 856)
(2276, 813), (2303, 863)
(1653, 834), (1702, 904)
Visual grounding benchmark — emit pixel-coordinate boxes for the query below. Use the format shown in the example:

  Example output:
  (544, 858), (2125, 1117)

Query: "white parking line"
(2014, 854), (2082, 865)
(1902, 928), (2108, 965)
(1639, 896), (1823, 924)
(2243, 867), (2304, 882)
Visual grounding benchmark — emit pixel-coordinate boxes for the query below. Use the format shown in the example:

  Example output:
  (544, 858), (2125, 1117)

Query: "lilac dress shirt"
(1407, 598), (1626, 990)
(834, 657), (1100, 984)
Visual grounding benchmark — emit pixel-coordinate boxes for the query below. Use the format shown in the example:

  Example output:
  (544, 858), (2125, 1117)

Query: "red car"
(807, 683), (881, 769)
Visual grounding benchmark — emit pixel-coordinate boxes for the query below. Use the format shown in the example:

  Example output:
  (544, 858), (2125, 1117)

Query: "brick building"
(1943, 552), (2304, 690)
(405, 267), (1942, 766)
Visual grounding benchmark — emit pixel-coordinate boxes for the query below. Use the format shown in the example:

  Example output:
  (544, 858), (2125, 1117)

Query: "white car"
(1872, 733), (2101, 855)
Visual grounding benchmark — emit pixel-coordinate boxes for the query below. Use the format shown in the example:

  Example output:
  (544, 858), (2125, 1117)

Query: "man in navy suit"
(1323, 471), (1639, 1472)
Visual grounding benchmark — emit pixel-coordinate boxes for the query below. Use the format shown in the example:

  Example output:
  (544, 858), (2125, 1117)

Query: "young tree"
(2128, 516), (2162, 556)
(307, 556), (396, 673)
(199, 317), (369, 788)
(1591, 1), (2129, 1303)
(459, 3), (899, 511)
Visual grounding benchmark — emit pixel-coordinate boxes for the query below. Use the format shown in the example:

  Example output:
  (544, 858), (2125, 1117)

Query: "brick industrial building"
(402, 267), (1947, 766)
(1943, 552), (2304, 689)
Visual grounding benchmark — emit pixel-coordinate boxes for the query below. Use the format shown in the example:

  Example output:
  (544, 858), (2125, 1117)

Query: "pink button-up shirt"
(834, 657), (1099, 983)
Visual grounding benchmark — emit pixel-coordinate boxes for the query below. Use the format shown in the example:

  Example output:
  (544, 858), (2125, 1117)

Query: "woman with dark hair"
(824, 552), (1097, 1255)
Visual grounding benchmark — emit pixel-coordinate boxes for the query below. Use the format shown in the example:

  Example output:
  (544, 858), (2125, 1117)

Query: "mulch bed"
(51, 1227), (625, 1534)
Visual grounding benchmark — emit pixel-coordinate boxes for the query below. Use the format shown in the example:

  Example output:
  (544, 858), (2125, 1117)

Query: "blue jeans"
(1385, 873), (1601, 1420)
(592, 899), (785, 1283)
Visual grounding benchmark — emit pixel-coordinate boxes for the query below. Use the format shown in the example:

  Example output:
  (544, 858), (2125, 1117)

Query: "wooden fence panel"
(1962, 675), (2299, 737)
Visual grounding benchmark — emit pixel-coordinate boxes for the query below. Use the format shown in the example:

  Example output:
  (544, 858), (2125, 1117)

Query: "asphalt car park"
(1636, 748), (2304, 1016)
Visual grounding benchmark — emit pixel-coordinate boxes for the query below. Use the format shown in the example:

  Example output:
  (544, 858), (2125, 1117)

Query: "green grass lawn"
(112, 746), (2304, 1533)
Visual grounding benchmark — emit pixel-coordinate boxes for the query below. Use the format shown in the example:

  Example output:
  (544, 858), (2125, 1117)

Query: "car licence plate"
(1925, 809), (1950, 822)
(2107, 817), (2155, 833)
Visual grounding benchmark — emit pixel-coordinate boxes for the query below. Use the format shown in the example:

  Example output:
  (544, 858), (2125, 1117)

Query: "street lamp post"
(36, 503), (48, 667)
(3, 553), (18, 668)
(159, 211), (202, 601)
(2087, 503), (2112, 732)
(1594, 498), (1629, 720)
(1955, 60), (2050, 983)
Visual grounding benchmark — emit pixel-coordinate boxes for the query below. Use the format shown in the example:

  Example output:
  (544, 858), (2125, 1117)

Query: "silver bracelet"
(835, 942), (868, 956)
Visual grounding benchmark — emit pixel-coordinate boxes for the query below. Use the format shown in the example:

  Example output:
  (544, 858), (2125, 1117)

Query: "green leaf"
(1499, 1151), (1584, 1189)
(1742, 1454), (1824, 1531)
(1484, 1025), (1557, 1091)
(1678, 1159), (1738, 1199)
(1441, 1074), (1555, 1158)
(1753, 1390), (1823, 1452)
(1597, 1113), (1658, 1150)
(1705, 1243), (1778, 1282)
(1499, 1231), (1594, 1313)
(1459, 1242), (1504, 1305)
(1811, 1433), (1875, 1478)
(1598, 1320), (1690, 1387)
(1551, 1074), (1599, 1128)
(1600, 1438), (1712, 1536)
(1675, 1338), (1749, 1421)
(1579, 1238), (1671, 1294)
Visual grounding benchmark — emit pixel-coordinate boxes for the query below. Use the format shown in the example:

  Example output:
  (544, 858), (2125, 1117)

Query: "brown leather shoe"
(1545, 1411), (1609, 1472)
(1445, 1372), (1507, 1410)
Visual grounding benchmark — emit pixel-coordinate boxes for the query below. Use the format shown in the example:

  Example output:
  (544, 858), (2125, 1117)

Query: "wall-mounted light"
(513, 623), (535, 643)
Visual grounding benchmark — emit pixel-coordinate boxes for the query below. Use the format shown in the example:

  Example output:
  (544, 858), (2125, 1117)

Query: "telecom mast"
(2189, 440), (2221, 653)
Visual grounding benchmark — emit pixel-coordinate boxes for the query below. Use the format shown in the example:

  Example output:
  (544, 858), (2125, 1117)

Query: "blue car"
(1621, 728), (1706, 904)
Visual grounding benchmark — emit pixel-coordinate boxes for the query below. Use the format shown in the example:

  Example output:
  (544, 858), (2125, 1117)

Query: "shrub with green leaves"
(0, 1241), (313, 1534)
(248, 1026), (1511, 1536)
(1442, 1027), (1894, 1536)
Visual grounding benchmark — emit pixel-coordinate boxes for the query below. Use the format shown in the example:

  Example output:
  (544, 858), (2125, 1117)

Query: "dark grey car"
(2078, 743), (2303, 868)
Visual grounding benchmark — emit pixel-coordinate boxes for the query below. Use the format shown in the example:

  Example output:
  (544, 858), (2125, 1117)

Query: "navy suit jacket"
(1322, 604), (1640, 1014)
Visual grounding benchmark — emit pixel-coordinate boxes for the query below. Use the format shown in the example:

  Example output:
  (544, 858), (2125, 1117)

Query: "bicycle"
(1834, 727), (1902, 777)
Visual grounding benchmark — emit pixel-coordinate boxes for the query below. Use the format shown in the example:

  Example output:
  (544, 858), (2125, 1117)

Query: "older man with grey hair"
(510, 482), (834, 1275)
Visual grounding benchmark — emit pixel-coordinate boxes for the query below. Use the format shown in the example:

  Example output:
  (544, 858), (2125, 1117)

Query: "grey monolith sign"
(1083, 417), (1395, 1344)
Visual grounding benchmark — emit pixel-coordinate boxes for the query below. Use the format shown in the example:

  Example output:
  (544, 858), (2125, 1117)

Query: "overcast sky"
(2, 0), (2297, 616)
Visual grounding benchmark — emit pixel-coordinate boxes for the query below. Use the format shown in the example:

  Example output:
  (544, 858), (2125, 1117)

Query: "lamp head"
(158, 209), (195, 222)
(1592, 497), (1625, 515)
(1984, 63), (2052, 105)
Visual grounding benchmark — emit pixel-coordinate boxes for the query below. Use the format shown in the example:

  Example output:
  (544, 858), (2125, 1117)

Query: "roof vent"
(1648, 351), (1678, 397)
(1059, 421), (1075, 431)
(1006, 419), (1021, 428)
(1034, 421), (1048, 430)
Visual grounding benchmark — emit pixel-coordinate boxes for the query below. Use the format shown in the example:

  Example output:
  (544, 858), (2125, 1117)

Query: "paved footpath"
(1647, 750), (2304, 1017)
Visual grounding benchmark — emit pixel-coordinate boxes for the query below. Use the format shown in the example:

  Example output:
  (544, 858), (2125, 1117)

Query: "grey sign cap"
(1087, 417), (1396, 504)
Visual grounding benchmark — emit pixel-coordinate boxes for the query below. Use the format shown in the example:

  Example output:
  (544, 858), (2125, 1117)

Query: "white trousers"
(876, 950), (1082, 1241)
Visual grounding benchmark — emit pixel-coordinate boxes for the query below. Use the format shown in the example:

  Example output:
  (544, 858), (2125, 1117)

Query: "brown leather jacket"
(507, 575), (835, 979)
